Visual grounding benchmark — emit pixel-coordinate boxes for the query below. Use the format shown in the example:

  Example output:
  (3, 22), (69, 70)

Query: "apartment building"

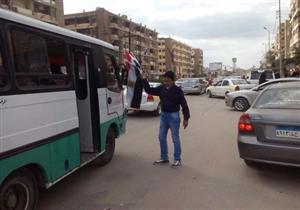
(290, 0), (300, 52)
(284, 20), (292, 59)
(158, 38), (193, 78)
(192, 48), (204, 76)
(0, 0), (64, 26)
(64, 7), (159, 73)
(274, 22), (286, 60)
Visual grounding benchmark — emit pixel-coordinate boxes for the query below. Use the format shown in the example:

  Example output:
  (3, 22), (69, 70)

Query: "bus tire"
(0, 169), (39, 210)
(96, 128), (116, 167)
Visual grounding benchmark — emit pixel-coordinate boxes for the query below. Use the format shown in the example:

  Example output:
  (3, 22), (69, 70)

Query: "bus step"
(80, 152), (100, 165)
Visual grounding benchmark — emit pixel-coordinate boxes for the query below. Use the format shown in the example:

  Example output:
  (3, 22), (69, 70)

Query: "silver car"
(225, 78), (300, 111)
(181, 78), (207, 95)
(238, 82), (300, 167)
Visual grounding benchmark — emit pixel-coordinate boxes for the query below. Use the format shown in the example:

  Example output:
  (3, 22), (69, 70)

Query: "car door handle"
(107, 97), (112, 104)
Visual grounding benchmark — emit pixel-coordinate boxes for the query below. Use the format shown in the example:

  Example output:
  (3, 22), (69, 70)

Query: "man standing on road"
(142, 71), (190, 168)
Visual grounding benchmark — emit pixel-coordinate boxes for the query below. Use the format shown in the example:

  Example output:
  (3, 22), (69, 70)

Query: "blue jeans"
(159, 112), (181, 161)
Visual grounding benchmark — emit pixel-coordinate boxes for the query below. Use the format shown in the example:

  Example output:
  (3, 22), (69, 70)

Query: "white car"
(247, 69), (276, 85)
(175, 78), (188, 87)
(124, 82), (161, 115)
(206, 79), (254, 98)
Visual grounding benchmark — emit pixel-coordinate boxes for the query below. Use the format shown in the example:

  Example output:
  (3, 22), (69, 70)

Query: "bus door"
(103, 51), (123, 116)
(73, 49), (100, 153)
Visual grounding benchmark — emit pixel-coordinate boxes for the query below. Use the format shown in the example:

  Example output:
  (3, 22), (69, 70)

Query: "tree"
(263, 50), (278, 69)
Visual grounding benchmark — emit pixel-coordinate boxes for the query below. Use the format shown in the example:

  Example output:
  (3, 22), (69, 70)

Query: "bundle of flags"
(123, 50), (143, 109)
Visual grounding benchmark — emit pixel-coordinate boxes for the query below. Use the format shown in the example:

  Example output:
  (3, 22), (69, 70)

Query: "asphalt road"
(38, 95), (300, 210)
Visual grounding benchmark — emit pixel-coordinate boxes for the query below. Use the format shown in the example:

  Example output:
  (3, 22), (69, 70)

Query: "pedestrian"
(292, 68), (300, 77)
(258, 71), (267, 85)
(141, 70), (190, 168)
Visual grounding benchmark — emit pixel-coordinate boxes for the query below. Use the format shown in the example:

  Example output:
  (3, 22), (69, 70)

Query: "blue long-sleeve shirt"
(143, 80), (190, 121)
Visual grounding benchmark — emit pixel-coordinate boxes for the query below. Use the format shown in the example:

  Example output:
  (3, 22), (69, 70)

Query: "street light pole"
(279, 0), (284, 77)
(263, 27), (271, 51)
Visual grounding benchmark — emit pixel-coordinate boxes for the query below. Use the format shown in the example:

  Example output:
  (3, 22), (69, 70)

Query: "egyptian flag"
(124, 50), (143, 109)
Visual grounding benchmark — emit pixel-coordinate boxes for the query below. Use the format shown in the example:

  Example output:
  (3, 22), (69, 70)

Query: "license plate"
(276, 127), (300, 139)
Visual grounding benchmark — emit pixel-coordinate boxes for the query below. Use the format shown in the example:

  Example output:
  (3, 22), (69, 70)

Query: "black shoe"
(153, 159), (169, 165)
(171, 160), (182, 168)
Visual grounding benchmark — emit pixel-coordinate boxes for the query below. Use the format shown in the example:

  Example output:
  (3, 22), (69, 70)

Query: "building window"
(11, 28), (70, 90)
(0, 48), (7, 89)
(65, 18), (76, 25)
(76, 16), (90, 24)
(104, 54), (121, 93)
(34, 3), (52, 16)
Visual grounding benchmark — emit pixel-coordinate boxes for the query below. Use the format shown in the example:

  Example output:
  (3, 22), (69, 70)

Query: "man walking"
(142, 71), (190, 168)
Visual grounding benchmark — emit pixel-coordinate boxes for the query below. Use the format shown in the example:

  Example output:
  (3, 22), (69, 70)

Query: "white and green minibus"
(0, 9), (127, 210)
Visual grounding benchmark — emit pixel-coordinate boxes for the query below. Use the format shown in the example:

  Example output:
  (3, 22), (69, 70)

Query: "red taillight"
(147, 95), (154, 102)
(239, 113), (254, 133)
(235, 86), (240, 91)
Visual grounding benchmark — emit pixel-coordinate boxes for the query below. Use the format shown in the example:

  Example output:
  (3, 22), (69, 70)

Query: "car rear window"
(250, 71), (274, 80)
(232, 80), (248, 85)
(254, 88), (300, 109)
(265, 71), (274, 79)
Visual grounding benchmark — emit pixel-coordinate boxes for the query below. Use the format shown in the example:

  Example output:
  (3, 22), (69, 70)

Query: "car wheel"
(96, 128), (116, 167)
(234, 97), (250, 112)
(208, 90), (213, 98)
(153, 104), (161, 116)
(0, 169), (39, 210)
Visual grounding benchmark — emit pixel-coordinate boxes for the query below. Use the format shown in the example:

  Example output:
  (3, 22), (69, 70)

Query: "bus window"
(104, 54), (121, 92)
(0, 49), (7, 89)
(11, 29), (70, 90)
(74, 52), (88, 100)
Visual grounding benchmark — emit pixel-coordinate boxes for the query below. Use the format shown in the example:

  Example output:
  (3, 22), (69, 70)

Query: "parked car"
(238, 82), (300, 167)
(181, 78), (207, 95)
(175, 78), (188, 87)
(225, 78), (300, 111)
(206, 79), (254, 98)
(124, 82), (161, 115)
(247, 69), (275, 85)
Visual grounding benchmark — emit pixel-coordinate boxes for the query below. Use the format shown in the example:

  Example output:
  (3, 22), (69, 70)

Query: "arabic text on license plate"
(276, 128), (300, 139)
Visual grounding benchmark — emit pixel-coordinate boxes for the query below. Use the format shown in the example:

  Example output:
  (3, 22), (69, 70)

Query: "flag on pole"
(124, 50), (143, 109)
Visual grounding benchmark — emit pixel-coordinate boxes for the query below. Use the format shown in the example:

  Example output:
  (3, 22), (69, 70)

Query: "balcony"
(34, 0), (56, 7)
(34, 12), (57, 24)
(111, 34), (119, 40)
(110, 22), (120, 29)
(12, 6), (33, 16)
(74, 23), (96, 29)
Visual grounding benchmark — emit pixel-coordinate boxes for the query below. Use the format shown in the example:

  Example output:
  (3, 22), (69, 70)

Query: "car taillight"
(239, 113), (254, 133)
(147, 95), (154, 102)
(235, 86), (240, 91)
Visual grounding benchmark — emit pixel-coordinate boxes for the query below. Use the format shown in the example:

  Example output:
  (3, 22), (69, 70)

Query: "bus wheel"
(0, 169), (38, 210)
(96, 128), (116, 167)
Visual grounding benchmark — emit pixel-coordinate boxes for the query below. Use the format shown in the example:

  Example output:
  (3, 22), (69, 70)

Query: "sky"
(64, 0), (291, 69)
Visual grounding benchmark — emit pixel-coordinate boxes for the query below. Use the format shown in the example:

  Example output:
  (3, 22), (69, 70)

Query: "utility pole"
(279, 0), (284, 77)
